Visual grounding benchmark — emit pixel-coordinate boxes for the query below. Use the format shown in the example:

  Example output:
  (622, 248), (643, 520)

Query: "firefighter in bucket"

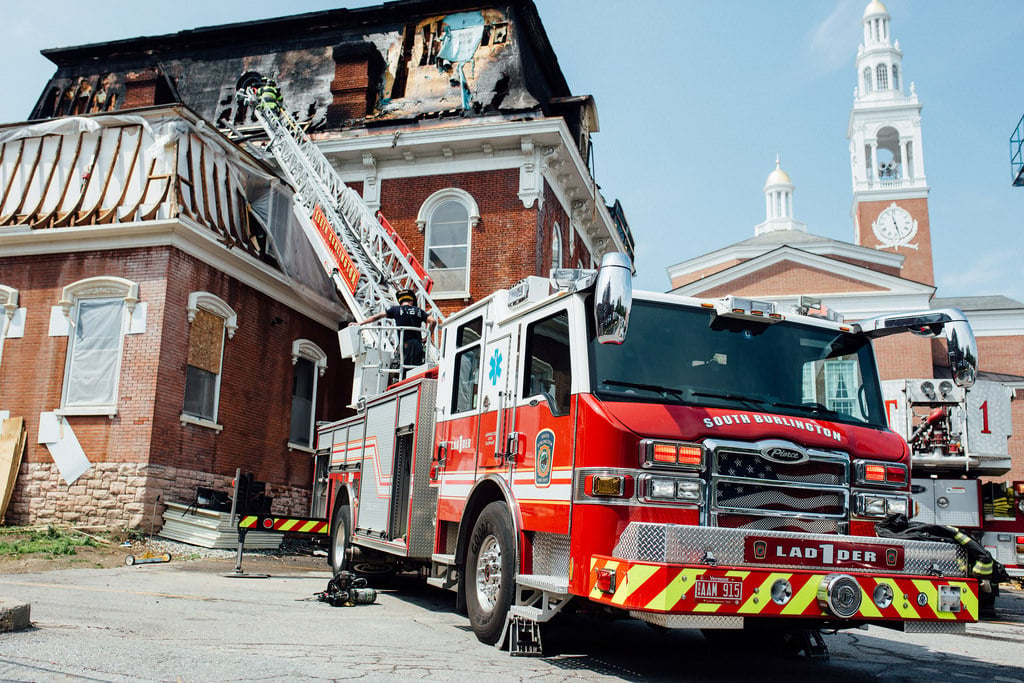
(353, 289), (437, 379)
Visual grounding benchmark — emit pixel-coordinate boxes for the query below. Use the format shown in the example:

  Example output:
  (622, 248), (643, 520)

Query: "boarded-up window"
(187, 309), (224, 374)
(183, 308), (225, 421)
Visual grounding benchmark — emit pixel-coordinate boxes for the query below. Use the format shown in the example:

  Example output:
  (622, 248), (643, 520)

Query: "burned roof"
(30, 0), (577, 135)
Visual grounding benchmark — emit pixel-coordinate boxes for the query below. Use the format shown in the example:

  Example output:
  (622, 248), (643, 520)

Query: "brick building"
(0, 0), (633, 528)
(666, 1), (1024, 482)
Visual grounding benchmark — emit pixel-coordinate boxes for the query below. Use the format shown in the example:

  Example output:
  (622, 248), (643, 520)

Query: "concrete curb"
(0, 599), (31, 632)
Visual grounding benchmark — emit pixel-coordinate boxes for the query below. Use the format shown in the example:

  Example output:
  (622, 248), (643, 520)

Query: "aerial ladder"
(239, 81), (443, 401)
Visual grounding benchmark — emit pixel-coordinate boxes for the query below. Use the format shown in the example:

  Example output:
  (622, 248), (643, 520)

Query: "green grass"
(0, 526), (102, 558)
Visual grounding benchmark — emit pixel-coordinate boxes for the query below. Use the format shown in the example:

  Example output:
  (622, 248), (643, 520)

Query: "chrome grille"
(707, 438), (849, 533)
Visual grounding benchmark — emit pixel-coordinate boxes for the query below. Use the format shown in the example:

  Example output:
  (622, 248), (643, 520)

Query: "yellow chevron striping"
(855, 580), (885, 619)
(737, 572), (787, 615)
(645, 568), (708, 611)
(612, 564), (660, 607)
(782, 574), (822, 616)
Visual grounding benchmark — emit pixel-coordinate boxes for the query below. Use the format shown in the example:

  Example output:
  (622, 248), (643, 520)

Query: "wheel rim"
(474, 533), (502, 613)
(332, 517), (348, 573)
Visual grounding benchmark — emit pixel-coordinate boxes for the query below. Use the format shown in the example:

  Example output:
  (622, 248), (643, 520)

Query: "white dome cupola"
(857, 0), (903, 99)
(755, 156), (805, 235)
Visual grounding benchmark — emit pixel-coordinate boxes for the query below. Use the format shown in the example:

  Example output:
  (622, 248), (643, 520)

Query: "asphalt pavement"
(1, 552), (1023, 682)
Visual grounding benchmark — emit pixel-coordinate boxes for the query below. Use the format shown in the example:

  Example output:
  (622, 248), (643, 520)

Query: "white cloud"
(806, 0), (863, 76)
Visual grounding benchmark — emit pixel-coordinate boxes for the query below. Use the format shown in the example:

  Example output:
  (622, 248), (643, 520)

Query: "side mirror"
(593, 252), (632, 345)
(853, 308), (977, 388)
(943, 319), (977, 387)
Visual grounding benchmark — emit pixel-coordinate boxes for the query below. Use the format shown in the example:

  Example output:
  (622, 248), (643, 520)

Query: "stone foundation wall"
(4, 462), (311, 530)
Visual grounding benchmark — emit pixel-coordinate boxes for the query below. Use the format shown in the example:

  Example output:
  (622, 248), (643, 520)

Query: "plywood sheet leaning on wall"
(0, 417), (26, 524)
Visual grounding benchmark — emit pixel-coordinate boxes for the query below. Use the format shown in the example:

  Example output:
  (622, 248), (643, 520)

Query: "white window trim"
(415, 188), (481, 232)
(58, 276), (140, 417)
(0, 286), (17, 368)
(288, 339), (327, 450)
(416, 188), (480, 300)
(180, 291), (239, 429)
(186, 292), (238, 339)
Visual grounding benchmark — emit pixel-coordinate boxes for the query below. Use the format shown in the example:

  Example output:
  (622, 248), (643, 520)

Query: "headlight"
(854, 493), (910, 518)
(641, 475), (704, 505)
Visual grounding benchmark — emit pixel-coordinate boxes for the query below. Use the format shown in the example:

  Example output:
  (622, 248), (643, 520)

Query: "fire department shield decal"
(752, 540), (768, 561)
(535, 429), (554, 487)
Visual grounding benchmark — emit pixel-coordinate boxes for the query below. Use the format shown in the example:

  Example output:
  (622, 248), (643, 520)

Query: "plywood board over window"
(0, 417), (26, 523)
(188, 308), (224, 374)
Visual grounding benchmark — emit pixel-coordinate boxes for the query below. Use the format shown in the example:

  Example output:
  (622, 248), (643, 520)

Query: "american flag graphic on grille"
(713, 447), (848, 531)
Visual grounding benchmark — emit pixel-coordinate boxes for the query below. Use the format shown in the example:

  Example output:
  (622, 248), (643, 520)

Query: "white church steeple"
(755, 156), (805, 235)
(848, 0), (934, 285)
(848, 0), (927, 196)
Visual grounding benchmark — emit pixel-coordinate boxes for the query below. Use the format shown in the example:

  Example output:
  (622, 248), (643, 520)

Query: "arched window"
(862, 67), (873, 94)
(289, 339), (328, 449)
(416, 189), (480, 298)
(182, 292), (238, 429)
(876, 64), (889, 90)
(891, 65), (899, 91)
(58, 276), (140, 415)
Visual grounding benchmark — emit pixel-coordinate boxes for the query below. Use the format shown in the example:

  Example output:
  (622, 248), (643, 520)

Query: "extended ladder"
(242, 87), (443, 329)
(241, 86), (443, 399)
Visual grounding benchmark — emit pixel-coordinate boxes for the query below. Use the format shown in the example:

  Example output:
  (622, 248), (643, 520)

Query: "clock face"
(872, 204), (917, 246)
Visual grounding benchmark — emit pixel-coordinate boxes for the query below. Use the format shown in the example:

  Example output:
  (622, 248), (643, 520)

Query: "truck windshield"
(589, 300), (887, 428)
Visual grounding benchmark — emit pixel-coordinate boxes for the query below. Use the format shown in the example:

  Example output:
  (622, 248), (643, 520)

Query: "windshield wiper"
(772, 400), (844, 419)
(600, 379), (686, 399)
(691, 390), (771, 409)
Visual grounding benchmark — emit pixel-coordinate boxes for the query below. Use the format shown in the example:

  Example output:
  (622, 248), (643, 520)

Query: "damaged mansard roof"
(28, 0), (577, 136)
(0, 106), (343, 326)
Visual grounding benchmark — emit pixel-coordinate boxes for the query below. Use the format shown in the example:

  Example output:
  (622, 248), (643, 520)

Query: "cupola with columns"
(755, 156), (806, 235)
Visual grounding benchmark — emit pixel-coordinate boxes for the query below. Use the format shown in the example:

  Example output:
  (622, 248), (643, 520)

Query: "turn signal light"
(886, 466), (907, 484)
(641, 440), (704, 470)
(865, 464), (886, 482)
(584, 474), (633, 498)
(854, 461), (907, 488)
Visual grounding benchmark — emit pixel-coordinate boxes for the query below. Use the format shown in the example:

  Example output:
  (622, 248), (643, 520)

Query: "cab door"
(510, 308), (575, 535)
(434, 315), (483, 521)
(478, 333), (515, 479)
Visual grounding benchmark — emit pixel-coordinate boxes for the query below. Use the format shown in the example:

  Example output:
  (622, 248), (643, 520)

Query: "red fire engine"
(239, 81), (984, 656)
(317, 256), (982, 655)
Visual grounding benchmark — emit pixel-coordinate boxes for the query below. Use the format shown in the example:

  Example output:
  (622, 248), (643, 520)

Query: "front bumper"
(586, 523), (978, 627)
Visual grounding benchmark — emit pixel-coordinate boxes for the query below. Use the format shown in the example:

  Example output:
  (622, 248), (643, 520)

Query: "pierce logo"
(759, 445), (808, 464)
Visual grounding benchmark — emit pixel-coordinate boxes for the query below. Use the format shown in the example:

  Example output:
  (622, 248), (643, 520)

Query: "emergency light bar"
(706, 296), (785, 323)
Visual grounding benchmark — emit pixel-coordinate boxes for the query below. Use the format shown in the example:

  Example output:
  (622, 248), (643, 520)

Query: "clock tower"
(848, 0), (934, 285)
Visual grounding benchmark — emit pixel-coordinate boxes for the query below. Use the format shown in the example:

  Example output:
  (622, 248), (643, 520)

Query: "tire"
(329, 503), (351, 578)
(465, 501), (516, 645)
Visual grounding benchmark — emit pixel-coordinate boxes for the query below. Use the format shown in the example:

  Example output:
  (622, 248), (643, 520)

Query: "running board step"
(515, 574), (569, 594)
(426, 553), (457, 590)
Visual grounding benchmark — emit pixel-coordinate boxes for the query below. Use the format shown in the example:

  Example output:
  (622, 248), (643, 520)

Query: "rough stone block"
(0, 600), (31, 632)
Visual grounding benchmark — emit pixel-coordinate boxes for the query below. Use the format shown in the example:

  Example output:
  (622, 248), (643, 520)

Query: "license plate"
(694, 577), (743, 604)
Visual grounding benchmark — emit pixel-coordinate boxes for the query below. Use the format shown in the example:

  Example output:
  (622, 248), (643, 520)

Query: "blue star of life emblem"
(489, 349), (503, 385)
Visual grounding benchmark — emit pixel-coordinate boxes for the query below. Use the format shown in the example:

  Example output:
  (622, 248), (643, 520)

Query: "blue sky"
(1, 0), (1021, 300)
